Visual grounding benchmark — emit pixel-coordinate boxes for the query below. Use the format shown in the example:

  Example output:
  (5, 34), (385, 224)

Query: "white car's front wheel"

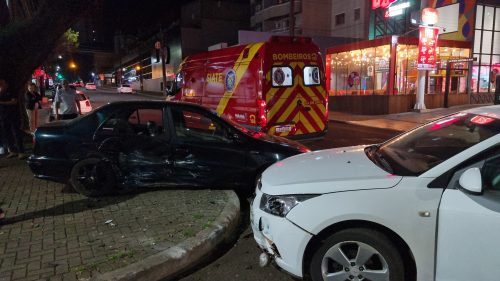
(309, 228), (404, 281)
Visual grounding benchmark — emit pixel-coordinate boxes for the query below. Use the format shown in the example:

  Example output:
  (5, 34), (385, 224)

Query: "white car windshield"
(367, 112), (500, 176)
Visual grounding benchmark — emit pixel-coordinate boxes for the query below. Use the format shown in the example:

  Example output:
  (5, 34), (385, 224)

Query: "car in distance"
(85, 82), (96, 90)
(28, 101), (309, 197)
(48, 87), (91, 121)
(76, 91), (92, 114)
(117, 84), (133, 94)
(252, 105), (500, 281)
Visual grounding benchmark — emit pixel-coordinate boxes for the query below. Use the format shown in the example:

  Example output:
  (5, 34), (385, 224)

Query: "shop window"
(354, 8), (361, 21)
(335, 13), (345, 26)
(493, 32), (500, 54)
(476, 5), (483, 29)
(496, 8), (500, 31)
(484, 6), (495, 30)
(271, 66), (293, 87)
(303, 66), (320, 86)
(474, 31), (481, 53)
(482, 31), (493, 53)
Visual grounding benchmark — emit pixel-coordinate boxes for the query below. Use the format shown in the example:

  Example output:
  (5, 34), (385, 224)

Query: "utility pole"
(289, 0), (295, 37)
(414, 0), (428, 111)
(160, 28), (167, 96)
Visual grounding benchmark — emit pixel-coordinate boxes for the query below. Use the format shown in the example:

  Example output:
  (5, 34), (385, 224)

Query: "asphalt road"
(83, 87), (401, 281)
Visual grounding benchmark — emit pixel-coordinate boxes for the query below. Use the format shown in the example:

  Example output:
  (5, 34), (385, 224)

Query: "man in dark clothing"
(0, 79), (26, 159)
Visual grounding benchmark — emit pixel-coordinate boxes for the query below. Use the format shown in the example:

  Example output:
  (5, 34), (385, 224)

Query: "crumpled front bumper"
(250, 189), (313, 278)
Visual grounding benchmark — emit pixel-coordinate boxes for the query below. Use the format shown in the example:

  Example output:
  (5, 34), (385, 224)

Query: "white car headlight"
(259, 193), (319, 217)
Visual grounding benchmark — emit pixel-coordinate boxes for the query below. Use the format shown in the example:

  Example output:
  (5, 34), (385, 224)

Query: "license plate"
(275, 125), (293, 133)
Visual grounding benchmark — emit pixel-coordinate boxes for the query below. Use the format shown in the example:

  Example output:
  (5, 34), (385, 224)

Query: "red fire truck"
(167, 36), (328, 138)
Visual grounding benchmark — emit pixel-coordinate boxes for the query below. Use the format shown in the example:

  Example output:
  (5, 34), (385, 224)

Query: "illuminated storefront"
(326, 36), (470, 96)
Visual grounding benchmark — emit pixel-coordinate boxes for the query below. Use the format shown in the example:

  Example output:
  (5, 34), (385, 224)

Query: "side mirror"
(459, 167), (483, 195)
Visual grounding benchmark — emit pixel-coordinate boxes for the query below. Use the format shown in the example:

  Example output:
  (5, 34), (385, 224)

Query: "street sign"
(417, 26), (439, 70)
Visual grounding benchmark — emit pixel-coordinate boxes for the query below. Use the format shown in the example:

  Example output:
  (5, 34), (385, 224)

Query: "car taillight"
(257, 99), (267, 128)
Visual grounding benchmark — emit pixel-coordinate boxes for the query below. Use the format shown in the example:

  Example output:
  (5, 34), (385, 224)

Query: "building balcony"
(251, 0), (301, 27)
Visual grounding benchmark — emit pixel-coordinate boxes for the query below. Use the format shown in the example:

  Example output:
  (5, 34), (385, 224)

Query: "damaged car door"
(169, 106), (247, 188)
(94, 105), (174, 186)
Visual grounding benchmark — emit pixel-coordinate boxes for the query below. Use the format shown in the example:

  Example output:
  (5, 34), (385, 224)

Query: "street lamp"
(69, 62), (77, 69)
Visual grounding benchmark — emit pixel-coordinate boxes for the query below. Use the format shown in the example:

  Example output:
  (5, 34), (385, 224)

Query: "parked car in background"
(28, 101), (309, 197)
(85, 82), (96, 90)
(252, 105), (500, 281)
(71, 81), (84, 87)
(48, 87), (91, 121)
(76, 91), (92, 114)
(117, 84), (133, 94)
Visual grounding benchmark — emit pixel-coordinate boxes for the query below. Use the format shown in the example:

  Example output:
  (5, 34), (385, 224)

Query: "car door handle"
(250, 151), (261, 155)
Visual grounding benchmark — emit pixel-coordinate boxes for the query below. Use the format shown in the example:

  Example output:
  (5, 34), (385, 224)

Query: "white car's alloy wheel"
(309, 228), (404, 281)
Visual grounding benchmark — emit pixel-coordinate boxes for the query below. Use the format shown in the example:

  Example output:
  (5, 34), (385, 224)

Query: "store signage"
(447, 58), (476, 63)
(385, 2), (411, 17)
(372, 0), (397, 10)
(421, 8), (438, 25)
(417, 26), (440, 70)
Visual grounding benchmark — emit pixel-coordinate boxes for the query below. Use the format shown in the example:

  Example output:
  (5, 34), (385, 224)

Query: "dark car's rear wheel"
(70, 157), (116, 197)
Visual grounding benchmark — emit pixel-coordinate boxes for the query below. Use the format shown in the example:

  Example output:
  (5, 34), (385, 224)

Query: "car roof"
(99, 100), (210, 111)
(463, 105), (500, 117)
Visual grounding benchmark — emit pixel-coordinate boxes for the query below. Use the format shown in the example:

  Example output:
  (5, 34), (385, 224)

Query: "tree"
(0, 0), (95, 97)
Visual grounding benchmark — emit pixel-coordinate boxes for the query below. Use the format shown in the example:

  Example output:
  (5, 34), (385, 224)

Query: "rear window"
(303, 66), (320, 86)
(272, 66), (293, 87)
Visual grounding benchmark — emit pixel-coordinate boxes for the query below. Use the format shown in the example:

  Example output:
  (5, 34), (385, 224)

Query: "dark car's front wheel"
(70, 157), (116, 197)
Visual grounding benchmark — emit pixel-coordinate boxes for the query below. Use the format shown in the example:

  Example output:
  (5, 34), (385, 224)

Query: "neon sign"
(372, 0), (397, 10)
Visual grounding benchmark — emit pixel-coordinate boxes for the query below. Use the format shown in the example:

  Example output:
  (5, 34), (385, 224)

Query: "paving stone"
(0, 156), (227, 280)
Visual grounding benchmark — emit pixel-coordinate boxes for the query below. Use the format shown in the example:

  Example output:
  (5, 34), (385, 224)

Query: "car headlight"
(260, 193), (319, 217)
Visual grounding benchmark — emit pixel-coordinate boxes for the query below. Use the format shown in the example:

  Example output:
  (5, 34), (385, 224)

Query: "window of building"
(335, 13), (345, 26)
(354, 8), (361, 21)
(472, 5), (500, 94)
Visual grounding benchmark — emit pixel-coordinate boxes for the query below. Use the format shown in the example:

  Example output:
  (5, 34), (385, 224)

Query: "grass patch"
(193, 213), (204, 220)
(107, 250), (134, 261)
(183, 229), (196, 237)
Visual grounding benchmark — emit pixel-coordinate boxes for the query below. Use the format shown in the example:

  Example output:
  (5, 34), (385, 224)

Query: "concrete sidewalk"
(0, 157), (240, 281)
(329, 104), (491, 132)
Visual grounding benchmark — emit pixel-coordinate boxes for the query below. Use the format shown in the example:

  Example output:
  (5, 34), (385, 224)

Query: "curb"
(92, 190), (240, 281)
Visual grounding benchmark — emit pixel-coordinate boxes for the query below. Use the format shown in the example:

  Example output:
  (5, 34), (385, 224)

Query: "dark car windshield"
(368, 112), (500, 176)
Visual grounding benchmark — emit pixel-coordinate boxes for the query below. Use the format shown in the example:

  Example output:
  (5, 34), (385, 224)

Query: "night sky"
(103, 0), (183, 37)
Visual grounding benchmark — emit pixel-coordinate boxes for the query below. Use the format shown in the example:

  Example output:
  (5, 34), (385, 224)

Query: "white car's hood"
(261, 145), (402, 195)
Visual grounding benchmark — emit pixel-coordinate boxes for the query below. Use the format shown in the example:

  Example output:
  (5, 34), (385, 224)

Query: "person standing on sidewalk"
(54, 80), (80, 120)
(0, 79), (26, 159)
(24, 82), (42, 134)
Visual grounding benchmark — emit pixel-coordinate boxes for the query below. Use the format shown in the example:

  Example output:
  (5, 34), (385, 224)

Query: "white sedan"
(76, 91), (92, 114)
(252, 105), (500, 281)
(117, 84), (133, 94)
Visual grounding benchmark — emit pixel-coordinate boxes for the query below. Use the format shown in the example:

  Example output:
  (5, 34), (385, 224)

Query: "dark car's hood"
(252, 132), (309, 152)
(38, 120), (70, 128)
